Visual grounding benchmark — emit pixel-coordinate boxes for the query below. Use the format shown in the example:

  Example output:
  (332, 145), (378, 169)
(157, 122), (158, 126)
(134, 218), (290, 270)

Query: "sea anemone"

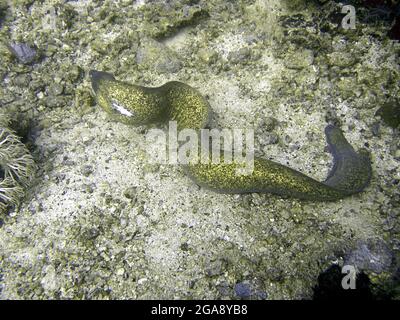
(0, 112), (35, 214)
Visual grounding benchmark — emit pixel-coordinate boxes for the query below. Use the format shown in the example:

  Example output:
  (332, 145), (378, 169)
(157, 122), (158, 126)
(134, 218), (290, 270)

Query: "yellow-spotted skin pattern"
(90, 70), (371, 201)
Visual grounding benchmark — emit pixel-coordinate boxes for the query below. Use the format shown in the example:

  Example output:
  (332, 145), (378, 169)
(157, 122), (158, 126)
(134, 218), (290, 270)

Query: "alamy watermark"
(341, 5), (356, 30)
(341, 265), (357, 290)
(145, 121), (255, 176)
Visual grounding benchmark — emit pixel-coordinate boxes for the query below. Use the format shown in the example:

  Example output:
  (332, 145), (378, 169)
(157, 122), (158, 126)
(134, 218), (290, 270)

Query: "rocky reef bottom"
(0, 0), (399, 299)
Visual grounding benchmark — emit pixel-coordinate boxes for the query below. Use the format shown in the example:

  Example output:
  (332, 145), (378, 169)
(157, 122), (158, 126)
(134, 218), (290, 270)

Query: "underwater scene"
(0, 0), (399, 300)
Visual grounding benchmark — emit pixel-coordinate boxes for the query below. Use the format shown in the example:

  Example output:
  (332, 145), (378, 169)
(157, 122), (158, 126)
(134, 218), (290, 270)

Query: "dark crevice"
(313, 264), (395, 300)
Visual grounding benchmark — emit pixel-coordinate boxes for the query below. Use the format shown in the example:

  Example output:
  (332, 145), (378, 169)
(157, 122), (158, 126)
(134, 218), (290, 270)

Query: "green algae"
(376, 100), (400, 129)
(141, 1), (210, 39)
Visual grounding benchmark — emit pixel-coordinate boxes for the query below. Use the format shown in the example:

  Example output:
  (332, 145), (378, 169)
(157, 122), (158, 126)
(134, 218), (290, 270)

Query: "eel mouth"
(89, 70), (115, 93)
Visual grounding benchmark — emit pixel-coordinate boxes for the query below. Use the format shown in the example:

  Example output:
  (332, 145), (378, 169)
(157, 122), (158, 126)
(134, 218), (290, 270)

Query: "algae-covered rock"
(197, 48), (218, 65)
(284, 48), (314, 69)
(136, 38), (183, 74)
(376, 100), (400, 129)
(327, 51), (358, 67)
(7, 43), (38, 65)
(344, 238), (394, 275)
(140, 1), (209, 39)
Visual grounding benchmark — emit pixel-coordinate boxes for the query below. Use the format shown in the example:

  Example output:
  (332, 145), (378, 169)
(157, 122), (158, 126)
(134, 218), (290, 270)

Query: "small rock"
(234, 282), (252, 298)
(244, 34), (258, 44)
(327, 51), (357, 67)
(156, 58), (182, 74)
(13, 73), (31, 87)
(37, 91), (45, 99)
(256, 291), (268, 300)
(8, 43), (38, 64)
(370, 122), (380, 137)
(264, 132), (279, 145)
(394, 149), (400, 159)
(48, 83), (64, 96)
(41, 265), (59, 293)
(74, 87), (95, 115)
(198, 48), (218, 65)
(206, 260), (226, 277)
(135, 38), (182, 74)
(81, 165), (93, 177)
(344, 238), (393, 274)
(45, 95), (66, 108)
(216, 282), (231, 297)
(285, 49), (314, 69)
(82, 183), (94, 194)
(180, 242), (189, 251)
(116, 268), (125, 276)
(228, 47), (251, 64)
(262, 117), (277, 132)
(123, 186), (137, 200)
(84, 227), (100, 240)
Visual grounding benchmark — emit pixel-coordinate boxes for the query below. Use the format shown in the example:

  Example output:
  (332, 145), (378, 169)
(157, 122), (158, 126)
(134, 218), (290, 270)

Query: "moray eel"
(90, 70), (372, 201)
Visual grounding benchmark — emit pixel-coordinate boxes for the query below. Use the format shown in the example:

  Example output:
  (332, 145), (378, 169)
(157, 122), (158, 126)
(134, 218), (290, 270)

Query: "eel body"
(90, 70), (371, 201)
